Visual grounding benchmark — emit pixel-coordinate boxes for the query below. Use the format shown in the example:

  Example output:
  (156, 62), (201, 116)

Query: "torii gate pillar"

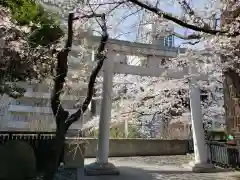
(84, 50), (119, 176)
(188, 75), (214, 172)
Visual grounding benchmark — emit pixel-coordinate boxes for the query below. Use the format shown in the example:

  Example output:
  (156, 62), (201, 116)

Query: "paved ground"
(52, 155), (240, 180)
(81, 155), (240, 180)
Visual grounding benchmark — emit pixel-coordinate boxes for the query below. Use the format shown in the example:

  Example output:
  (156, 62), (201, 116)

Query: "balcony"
(0, 121), (83, 131)
(8, 105), (78, 114)
(24, 92), (86, 101)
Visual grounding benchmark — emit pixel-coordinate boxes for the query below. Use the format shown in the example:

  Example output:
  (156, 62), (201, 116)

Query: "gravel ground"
(51, 166), (239, 180)
(34, 168), (77, 180)
(108, 154), (195, 166)
(84, 155), (240, 180)
(54, 168), (77, 180)
(32, 155), (240, 180)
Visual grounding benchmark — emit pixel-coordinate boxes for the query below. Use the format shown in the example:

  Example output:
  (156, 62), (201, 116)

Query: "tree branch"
(65, 14), (109, 127)
(51, 13), (73, 122)
(73, 13), (103, 21)
(177, 0), (211, 29)
(128, 0), (230, 36)
(171, 32), (201, 40)
(117, 110), (158, 116)
(182, 40), (200, 45)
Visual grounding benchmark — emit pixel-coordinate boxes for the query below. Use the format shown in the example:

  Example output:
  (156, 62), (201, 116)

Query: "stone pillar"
(188, 76), (213, 172)
(84, 51), (119, 176)
(124, 119), (128, 138)
(97, 51), (114, 163)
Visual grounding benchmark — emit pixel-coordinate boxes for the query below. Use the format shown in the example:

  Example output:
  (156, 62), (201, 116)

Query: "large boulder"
(0, 140), (36, 180)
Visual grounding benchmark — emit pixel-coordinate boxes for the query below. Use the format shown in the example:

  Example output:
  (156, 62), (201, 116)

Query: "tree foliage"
(0, 0), (64, 98)
(84, 72), (224, 138)
(1, 0), (64, 46)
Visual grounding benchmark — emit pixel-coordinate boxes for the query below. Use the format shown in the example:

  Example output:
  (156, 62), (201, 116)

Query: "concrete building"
(136, 11), (175, 47)
(0, 0), (97, 131)
(0, 53), (93, 131)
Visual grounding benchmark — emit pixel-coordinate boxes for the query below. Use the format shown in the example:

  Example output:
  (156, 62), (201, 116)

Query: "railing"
(0, 131), (56, 172)
(206, 141), (240, 168)
(7, 131), (240, 170)
(188, 139), (194, 153)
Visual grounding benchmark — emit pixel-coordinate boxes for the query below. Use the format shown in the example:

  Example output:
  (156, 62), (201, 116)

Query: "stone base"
(189, 161), (215, 173)
(84, 162), (120, 176)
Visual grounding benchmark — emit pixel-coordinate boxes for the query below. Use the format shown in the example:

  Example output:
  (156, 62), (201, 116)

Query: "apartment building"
(0, 49), (95, 131)
(136, 11), (175, 47)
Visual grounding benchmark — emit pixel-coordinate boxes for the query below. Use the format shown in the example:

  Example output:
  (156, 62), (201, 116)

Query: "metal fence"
(188, 139), (194, 153)
(206, 141), (240, 168)
(3, 131), (240, 170)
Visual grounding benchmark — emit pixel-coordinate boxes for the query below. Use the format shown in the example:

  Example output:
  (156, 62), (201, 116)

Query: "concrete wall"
(64, 138), (189, 158)
(64, 138), (189, 168)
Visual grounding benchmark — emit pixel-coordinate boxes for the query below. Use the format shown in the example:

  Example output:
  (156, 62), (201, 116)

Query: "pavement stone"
(81, 155), (240, 180)
(108, 154), (195, 166)
(33, 155), (240, 180)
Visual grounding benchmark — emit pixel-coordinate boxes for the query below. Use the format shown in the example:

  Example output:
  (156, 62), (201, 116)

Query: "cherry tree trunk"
(222, 1), (240, 139)
(224, 70), (240, 135)
(43, 122), (66, 180)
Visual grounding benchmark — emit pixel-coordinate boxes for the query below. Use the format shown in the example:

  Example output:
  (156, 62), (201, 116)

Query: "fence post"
(9, 132), (12, 140)
(124, 119), (128, 138)
(237, 146), (240, 168)
(37, 133), (41, 148)
(209, 142), (213, 163)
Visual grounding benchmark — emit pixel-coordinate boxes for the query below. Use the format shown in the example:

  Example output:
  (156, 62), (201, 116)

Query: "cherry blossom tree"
(3, 0), (239, 177)
(0, 1), (108, 179)
(40, 0), (229, 139)
(0, 2), (62, 98)
(39, 0), (234, 123)
(83, 67), (224, 138)
(44, 10), (109, 180)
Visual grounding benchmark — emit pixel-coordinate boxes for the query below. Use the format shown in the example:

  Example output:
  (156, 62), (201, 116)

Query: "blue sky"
(105, 0), (191, 46)
(42, 0), (220, 49)
(108, 0), (220, 48)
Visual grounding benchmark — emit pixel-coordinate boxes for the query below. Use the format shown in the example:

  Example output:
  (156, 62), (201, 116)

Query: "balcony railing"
(24, 92), (86, 101)
(8, 105), (78, 114)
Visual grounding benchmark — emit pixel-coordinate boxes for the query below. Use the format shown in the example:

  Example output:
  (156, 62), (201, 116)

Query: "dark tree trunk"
(43, 134), (65, 180)
(43, 119), (68, 180)
(221, 2), (240, 135)
(43, 12), (108, 180)
(224, 70), (240, 133)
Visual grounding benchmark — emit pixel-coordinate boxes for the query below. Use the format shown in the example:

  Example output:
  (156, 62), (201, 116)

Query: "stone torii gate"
(76, 36), (213, 175)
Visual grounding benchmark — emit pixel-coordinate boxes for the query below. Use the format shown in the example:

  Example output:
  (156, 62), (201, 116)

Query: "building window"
(16, 100), (21, 105)
(12, 114), (23, 121)
(164, 37), (168, 47)
(32, 85), (39, 92)
(164, 35), (174, 48)
(168, 35), (173, 47)
(141, 58), (148, 67)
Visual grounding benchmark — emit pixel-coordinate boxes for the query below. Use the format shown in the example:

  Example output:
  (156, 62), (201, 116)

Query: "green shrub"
(1, 0), (64, 46)
(0, 140), (36, 180)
